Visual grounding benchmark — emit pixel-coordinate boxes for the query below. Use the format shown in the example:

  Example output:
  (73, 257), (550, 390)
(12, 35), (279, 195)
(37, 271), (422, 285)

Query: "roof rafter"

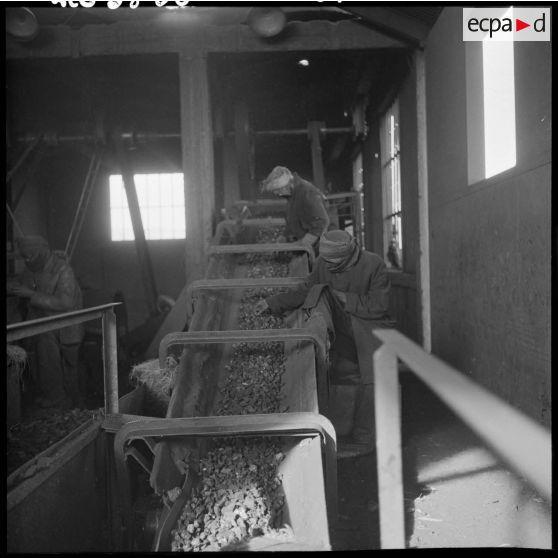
(341, 7), (431, 48)
(6, 19), (406, 60)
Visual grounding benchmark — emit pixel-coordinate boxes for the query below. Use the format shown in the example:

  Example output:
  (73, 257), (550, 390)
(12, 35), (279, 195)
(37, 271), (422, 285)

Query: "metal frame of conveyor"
(158, 328), (328, 414)
(207, 242), (315, 267)
(213, 217), (286, 246)
(113, 412), (337, 552)
(185, 277), (306, 318)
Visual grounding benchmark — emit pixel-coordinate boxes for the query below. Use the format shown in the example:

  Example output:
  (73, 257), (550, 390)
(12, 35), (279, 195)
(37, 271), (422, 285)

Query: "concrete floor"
(329, 374), (552, 550)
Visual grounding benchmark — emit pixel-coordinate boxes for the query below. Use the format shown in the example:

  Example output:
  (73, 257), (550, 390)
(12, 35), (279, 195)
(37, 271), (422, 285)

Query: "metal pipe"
(102, 307), (119, 415)
(373, 328), (552, 504)
(254, 126), (353, 137)
(17, 130), (181, 146)
(7, 303), (120, 343)
(16, 127), (353, 146)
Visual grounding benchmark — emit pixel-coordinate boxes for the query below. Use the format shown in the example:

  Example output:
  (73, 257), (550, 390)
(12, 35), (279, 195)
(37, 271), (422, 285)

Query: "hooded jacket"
(21, 251), (84, 344)
(266, 249), (392, 323)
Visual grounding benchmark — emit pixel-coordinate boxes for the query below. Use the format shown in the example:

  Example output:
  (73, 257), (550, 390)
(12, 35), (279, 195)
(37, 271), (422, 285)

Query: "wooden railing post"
(102, 308), (119, 415)
(374, 343), (406, 549)
(373, 328), (552, 506)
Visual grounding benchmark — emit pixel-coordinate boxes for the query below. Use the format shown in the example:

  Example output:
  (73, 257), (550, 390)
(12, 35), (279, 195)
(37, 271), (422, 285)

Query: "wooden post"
(374, 343), (405, 548)
(415, 50), (431, 352)
(114, 135), (159, 316)
(363, 123), (384, 254)
(308, 121), (326, 191)
(179, 53), (215, 285)
(234, 99), (255, 200)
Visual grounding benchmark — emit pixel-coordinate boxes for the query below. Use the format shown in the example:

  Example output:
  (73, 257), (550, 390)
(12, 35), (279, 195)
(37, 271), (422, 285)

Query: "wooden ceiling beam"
(340, 7), (431, 48)
(6, 20), (405, 59)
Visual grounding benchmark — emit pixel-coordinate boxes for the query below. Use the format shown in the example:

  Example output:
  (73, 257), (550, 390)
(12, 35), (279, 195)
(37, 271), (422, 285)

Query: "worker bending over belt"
(255, 229), (395, 458)
(261, 166), (330, 254)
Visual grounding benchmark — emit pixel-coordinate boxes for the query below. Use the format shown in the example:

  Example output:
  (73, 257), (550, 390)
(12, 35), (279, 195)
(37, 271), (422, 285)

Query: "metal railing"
(7, 303), (120, 415)
(372, 328), (552, 549)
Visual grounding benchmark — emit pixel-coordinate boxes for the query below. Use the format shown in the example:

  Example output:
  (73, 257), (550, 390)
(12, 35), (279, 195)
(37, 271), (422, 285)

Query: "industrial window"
(466, 20), (516, 183)
(109, 173), (186, 241)
(380, 98), (403, 269)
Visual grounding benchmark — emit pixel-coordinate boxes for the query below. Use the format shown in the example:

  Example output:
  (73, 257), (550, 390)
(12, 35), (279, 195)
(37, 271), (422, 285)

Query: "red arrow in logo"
(516, 18), (530, 31)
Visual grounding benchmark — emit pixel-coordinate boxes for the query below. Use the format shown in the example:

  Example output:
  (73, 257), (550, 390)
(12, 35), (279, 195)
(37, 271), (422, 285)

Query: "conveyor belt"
(113, 217), (334, 552)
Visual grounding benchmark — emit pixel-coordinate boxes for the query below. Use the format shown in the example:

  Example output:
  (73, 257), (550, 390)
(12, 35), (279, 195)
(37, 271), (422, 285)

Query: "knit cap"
(261, 166), (293, 192)
(319, 230), (354, 259)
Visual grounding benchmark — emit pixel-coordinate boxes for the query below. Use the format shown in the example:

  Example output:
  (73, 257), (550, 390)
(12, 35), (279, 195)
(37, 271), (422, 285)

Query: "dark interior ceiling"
(7, 5), (443, 184)
(27, 5), (442, 30)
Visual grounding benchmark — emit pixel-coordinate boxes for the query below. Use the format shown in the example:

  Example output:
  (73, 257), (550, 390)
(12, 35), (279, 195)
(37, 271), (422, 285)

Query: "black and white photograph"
(5, 2), (551, 552)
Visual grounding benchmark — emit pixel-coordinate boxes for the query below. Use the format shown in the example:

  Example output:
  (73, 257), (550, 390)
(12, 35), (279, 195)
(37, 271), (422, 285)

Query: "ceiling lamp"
(247, 7), (287, 38)
(6, 7), (39, 42)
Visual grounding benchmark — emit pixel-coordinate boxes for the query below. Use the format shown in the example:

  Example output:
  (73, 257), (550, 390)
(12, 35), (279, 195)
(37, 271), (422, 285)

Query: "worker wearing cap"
(254, 229), (395, 458)
(7, 235), (84, 409)
(261, 166), (330, 253)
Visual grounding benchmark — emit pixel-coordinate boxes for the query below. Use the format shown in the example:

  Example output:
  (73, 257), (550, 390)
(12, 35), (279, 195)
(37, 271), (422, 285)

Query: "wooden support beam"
(342, 7), (431, 47)
(179, 54), (215, 286)
(415, 51), (431, 352)
(114, 135), (159, 316)
(363, 123), (384, 255)
(308, 121), (326, 192)
(6, 20), (405, 60)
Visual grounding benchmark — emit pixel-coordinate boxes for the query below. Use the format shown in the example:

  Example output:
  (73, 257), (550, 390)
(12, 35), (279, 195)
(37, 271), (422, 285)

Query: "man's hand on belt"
(254, 299), (270, 315)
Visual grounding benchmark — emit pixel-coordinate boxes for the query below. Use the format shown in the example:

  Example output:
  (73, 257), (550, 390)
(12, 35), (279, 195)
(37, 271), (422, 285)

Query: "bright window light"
(482, 35), (516, 178)
(380, 99), (403, 269)
(110, 173), (186, 241)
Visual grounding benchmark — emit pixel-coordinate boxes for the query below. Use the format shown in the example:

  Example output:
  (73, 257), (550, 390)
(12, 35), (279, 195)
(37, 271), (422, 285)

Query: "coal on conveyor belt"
(171, 438), (291, 552)
(170, 249), (297, 552)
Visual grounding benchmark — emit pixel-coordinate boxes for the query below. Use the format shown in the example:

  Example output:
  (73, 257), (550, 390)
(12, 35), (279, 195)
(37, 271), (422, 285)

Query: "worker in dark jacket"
(7, 236), (84, 408)
(254, 229), (395, 458)
(261, 166), (330, 253)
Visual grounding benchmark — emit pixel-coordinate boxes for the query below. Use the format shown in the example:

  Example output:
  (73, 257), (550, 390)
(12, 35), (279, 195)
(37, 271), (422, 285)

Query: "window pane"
(109, 173), (186, 241)
(160, 181), (173, 206)
(380, 99), (403, 268)
(110, 175), (125, 207)
(483, 39), (516, 178)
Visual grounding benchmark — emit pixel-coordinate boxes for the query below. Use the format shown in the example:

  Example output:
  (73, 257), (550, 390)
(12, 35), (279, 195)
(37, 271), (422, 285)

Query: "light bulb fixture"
(247, 7), (287, 38)
(6, 7), (39, 42)
(298, 59), (310, 67)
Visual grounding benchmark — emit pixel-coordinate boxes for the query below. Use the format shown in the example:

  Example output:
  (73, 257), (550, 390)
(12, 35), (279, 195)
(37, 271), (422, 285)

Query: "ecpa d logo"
(463, 7), (550, 41)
